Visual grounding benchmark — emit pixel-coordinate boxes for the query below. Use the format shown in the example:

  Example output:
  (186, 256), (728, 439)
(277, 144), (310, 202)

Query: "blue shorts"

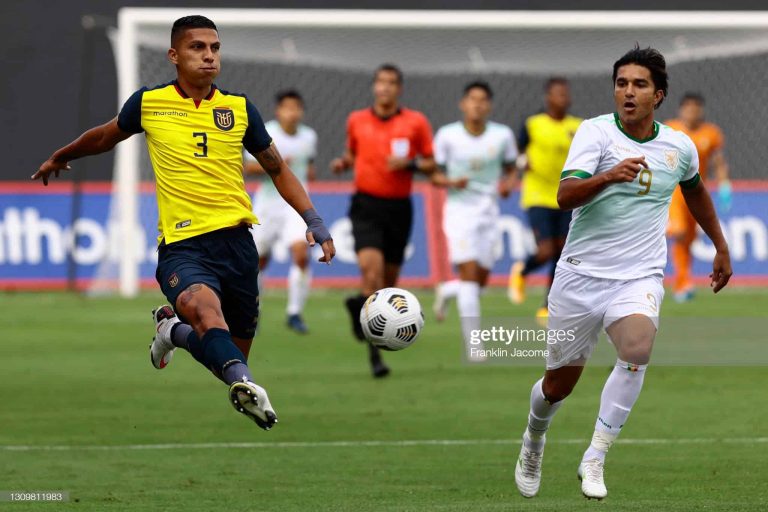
(527, 207), (572, 242)
(155, 225), (260, 339)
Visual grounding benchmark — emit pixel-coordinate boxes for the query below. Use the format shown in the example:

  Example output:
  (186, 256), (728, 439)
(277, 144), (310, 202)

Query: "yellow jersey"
(518, 112), (582, 209)
(117, 80), (272, 244)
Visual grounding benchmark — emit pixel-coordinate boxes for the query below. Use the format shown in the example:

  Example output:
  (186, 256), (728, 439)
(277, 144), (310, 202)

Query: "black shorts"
(155, 225), (260, 339)
(527, 207), (572, 242)
(349, 192), (413, 265)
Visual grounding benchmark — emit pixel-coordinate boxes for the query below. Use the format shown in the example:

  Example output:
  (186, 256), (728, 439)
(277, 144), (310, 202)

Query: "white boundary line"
(2, 438), (766, 452)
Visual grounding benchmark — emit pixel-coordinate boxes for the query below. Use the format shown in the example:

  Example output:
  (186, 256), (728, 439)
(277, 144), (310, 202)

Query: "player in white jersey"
(514, 46), (732, 500)
(431, 81), (518, 361)
(244, 90), (317, 334)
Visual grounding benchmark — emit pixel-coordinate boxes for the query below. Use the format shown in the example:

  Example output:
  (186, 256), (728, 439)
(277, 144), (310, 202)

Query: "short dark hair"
(612, 44), (668, 109)
(374, 63), (403, 84)
(171, 15), (217, 46)
(463, 80), (493, 99)
(544, 76), (569, 92)
(680, 91), (705, 106)
(275, 89), (304, 106)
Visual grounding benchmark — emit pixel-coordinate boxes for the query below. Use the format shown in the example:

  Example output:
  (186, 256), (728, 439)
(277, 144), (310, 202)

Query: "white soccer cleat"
(432, 284), (448, 322)
(229, 378), (278, 431)
(578, 459), (608, 500)
(514, 436), (545, 498)
(150, 305), (179, 370)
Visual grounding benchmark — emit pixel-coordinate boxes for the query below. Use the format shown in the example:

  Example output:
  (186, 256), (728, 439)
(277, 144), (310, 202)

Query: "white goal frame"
(113, 8), (768, 296)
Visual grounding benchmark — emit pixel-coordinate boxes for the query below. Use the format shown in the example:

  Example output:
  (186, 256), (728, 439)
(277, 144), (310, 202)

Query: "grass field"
(1, 287), (767, 511)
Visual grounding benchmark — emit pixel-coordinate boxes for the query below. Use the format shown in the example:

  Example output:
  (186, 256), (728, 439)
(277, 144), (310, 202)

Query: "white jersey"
(434, 121), (518, 213)
(245, 120), (317, 202)
(558, 113), (700, 280)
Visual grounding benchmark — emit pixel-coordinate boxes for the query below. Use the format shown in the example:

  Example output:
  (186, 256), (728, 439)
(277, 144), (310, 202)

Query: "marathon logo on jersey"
(175, 219), (191, 230)
(213, 108), (234, 131)
(664, 149), (679, 171)
(566, 257), (581, 266)
(168, 273), (179, 288)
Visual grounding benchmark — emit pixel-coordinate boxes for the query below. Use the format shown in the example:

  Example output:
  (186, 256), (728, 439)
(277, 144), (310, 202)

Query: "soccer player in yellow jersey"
(33, 15), (336, 430)
(509, 78), (581, 318)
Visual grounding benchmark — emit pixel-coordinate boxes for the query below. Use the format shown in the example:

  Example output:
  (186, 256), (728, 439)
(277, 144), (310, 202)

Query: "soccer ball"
(360, 287), (425, 351)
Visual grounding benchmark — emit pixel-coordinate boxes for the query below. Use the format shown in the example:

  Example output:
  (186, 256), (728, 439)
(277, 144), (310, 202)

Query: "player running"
(513, 46), (731, 499)
(665, 93), (731, 302)
(244, 89), (318, 333)
(33, 16), (335, 430)
(508, 78), (582, 321)
(331, 64), (435, 378)
(430, 81), (518, 361)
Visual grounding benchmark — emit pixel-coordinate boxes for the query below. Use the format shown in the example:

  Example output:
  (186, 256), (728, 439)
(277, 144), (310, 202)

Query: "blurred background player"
(508, 78), (582, 319)
(244, 89), (318, 333)
(331, 63), (435, 378)
(665, 92), (731, 303)
(430, 81), (518, 361)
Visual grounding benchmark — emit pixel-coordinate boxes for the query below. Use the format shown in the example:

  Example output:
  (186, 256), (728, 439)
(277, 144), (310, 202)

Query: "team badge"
(213, 108), (234, 131)
(168, 273), (179, 288)
(664, 149), (679, 171)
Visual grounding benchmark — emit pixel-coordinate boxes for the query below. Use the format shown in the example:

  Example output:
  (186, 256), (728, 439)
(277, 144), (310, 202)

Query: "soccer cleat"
(150, 305), (179, 370)
(286, 314), (309, 334)
(673, 288), (694, 303)
(344, 296), (366, 341)
(368, 343), (390, 378)
(578, 459), (608, 500)
(229, 378), (278, 430)
(432, 284), (448, 322)
(535, 306), (549, 328)
(514, 435), (545, 498)
(508, 261), (526, 305)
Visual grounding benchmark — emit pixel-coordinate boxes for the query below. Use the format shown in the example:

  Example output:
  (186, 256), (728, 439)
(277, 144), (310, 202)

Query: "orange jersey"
(347, 107), (434, 199)
(664, 119), (724, 181)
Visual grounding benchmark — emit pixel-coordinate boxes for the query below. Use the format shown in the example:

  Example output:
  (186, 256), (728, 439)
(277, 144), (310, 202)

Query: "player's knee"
(192, 304), (228, 334)
(616, 334), (654, 365)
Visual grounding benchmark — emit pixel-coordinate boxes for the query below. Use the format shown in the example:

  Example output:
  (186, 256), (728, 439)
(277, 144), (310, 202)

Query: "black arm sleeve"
(116, 88), (146, 134)
(242, 98), (273, 155)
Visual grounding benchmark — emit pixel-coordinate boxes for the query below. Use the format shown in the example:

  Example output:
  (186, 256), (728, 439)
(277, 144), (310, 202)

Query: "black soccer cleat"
(344, 295), (367, 341)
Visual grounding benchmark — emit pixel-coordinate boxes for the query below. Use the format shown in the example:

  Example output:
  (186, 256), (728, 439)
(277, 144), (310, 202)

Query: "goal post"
(110, 8), (768, 296)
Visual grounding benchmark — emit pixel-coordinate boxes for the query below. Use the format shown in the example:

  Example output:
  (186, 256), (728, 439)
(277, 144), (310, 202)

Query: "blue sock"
(186, 328), (252, 385)
(170, 323), (194, 350)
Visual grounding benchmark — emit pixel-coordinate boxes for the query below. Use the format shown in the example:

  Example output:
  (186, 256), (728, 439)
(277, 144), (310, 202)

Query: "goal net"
(102, 8), (768, 296)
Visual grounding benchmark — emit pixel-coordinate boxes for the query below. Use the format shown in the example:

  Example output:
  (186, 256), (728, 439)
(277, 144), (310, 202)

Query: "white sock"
(525, 377), (563, 451)
(457, 280), (481, 354)
(439, 279), (461, 300)
(287, 265), (311, 316)
(583, 359), (647, 463)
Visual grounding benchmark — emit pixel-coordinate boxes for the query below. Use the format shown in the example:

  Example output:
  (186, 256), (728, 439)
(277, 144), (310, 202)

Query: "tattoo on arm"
(178, 283), (204, 308)
(255, 144), (284, 177)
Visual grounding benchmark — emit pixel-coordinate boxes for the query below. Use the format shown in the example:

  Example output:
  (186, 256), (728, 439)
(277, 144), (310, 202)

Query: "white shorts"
(442, 202), (499, 270)
(252, 195), (307, 256)
(545, 267), (664, 369)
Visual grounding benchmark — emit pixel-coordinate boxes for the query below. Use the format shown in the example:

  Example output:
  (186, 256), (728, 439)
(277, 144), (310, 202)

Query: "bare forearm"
(271, 164), (314, 213)
(417, 157), (436, 176)
(257, 144), (313, 214)
(51, 120), (121, 162)
(557, 174), (610, 210)
(682, 183), (729, 251)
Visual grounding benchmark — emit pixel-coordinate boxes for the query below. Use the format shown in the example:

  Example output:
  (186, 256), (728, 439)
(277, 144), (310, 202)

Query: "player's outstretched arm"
(33, 118), (132, 186)
(330, 150), (354, 174)
(557, 157), (646, 210)
(681, 180), (732, 292)
(256, 143), (336, 264)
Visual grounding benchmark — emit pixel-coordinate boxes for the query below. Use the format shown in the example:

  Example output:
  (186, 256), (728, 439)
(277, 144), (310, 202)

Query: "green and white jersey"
(245, 120), (317, 201)
(434, 121), (518, 208)
(558, 113), (700, 280)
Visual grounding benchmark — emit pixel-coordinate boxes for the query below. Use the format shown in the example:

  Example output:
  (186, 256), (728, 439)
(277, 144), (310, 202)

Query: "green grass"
(1, 287), (767, 511)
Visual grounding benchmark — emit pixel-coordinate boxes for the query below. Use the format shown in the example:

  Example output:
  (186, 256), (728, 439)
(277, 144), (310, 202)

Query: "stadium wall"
(1, 181), (766, 290)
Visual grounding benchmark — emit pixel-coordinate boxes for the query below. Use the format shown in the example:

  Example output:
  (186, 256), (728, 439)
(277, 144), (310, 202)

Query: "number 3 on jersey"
(193, 132), (208, 158)
(637, 169), (652, 195)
